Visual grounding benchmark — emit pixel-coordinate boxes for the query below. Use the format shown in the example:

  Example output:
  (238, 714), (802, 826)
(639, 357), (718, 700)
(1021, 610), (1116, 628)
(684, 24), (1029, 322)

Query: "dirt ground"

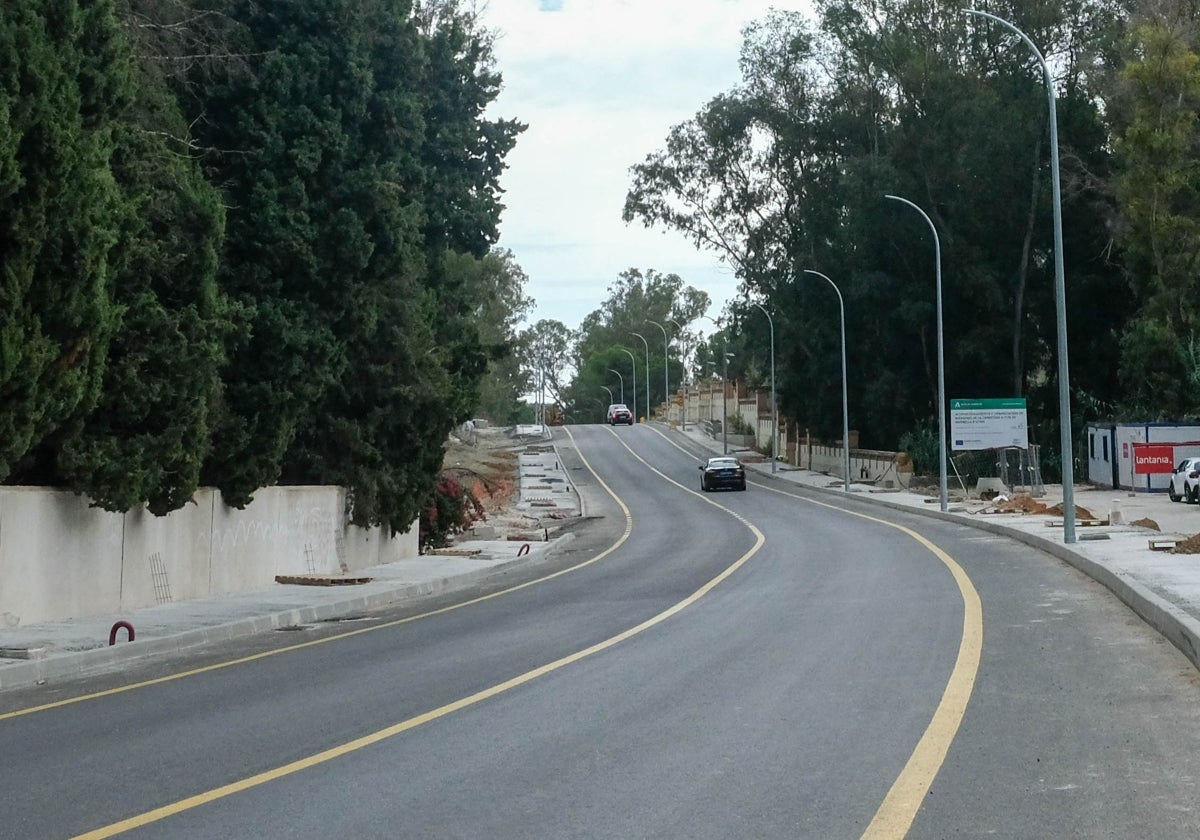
(441, 424), (521, 519)
(439, 423), (567, 543)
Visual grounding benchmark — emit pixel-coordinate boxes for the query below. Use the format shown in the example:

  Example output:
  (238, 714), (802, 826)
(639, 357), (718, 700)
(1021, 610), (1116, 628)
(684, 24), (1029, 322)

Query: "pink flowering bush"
(419, 475), (486, 551)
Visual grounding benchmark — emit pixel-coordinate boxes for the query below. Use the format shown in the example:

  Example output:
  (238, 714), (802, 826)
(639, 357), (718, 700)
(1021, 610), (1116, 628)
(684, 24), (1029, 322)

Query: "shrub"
(899, 421), (940, 476)
(726, 413), (755, 436)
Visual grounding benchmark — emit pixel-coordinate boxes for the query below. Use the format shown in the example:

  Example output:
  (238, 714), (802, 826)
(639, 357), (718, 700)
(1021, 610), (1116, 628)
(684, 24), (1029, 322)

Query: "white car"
(606, 403), (633, 425)
(1169, 456), (1200, 503)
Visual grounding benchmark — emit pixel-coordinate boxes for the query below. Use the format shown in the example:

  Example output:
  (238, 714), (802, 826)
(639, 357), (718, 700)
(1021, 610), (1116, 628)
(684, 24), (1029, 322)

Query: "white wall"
(1086, 424), (1117, 488)
(0, 486), (417, 626)
(0, 489), (124, 627)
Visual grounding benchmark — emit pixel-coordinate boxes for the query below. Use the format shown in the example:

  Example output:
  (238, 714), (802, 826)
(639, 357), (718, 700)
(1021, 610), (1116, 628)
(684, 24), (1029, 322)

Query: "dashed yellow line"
(71, 426), (764, 838)
(645, 425), (983, 840)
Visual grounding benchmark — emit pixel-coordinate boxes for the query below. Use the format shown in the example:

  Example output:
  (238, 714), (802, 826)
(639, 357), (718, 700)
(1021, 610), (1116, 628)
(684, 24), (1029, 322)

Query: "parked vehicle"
(1169, 456), (1200, 502)
(607, 404), (634, 425)
(699, 456), (747, 492)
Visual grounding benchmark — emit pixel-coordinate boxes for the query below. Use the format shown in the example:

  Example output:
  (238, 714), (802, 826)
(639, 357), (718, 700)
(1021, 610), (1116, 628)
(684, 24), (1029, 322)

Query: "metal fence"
(950, 445), (1045, 497)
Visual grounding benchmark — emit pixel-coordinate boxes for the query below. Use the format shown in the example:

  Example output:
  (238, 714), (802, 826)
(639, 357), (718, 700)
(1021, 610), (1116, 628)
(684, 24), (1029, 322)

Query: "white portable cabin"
(1086, 422), (1200, 492)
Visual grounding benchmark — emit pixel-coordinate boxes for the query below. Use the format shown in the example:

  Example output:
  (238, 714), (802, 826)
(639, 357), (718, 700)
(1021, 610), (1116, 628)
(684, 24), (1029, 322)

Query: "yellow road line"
(646, 425), (983, 840)
(72, 426), (764, 838)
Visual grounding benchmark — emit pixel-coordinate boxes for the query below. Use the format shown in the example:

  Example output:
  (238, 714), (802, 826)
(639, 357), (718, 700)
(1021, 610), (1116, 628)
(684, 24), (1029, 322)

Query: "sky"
(479, 0), (812, 333)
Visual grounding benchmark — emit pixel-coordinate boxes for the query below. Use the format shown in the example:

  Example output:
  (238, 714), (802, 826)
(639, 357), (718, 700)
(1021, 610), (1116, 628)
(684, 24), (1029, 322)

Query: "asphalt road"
(4, 424), (1200, 838)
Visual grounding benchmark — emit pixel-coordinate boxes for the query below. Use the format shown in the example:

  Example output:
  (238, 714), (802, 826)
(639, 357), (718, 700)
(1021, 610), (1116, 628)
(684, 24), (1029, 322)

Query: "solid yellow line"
(859, 529), (981, 839)
(647, 425), (983, 839)
(72, 425), (764, 839)
(1, 435), (634, 724)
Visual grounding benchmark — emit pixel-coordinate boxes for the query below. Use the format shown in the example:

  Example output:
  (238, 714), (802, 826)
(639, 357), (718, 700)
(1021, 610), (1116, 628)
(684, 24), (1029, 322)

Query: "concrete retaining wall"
(802, 444), (912, 488)
(0, 486), (417, 627)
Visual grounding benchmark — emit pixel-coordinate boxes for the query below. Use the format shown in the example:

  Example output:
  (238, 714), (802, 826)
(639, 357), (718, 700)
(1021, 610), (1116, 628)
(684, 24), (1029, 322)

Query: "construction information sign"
(950, 398), (1028, 451)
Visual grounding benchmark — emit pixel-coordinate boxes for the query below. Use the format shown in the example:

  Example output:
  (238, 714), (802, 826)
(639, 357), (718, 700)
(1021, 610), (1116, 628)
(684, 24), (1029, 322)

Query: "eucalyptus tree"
(627, 0), (1125, 456)
(625, 12), (831, 305)
(817, 0), (1125, 450)
(522, 319), (573, 417)
(572, 268), (709, 409)
(467, 249), (536, 424)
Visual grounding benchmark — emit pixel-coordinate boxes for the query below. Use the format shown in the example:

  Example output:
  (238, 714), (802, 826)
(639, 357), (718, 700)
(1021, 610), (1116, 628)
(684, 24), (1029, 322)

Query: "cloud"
(481, 0), (812, 329)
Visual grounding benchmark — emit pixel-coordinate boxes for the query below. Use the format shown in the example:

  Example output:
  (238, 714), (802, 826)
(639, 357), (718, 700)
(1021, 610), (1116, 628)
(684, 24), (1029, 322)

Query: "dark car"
(699, 456), (746, 491)
(607, 403), (634, 425)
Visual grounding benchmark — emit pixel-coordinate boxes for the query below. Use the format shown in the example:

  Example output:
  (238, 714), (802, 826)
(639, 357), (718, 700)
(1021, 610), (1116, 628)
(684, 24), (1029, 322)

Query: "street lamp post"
(752, 302), (777, 474)
(668, 318), (686, 430)
(803, 270), (850, 494)
(963, 8), (1074, 542)
(646, 320), (670, 423)
(886, 194), (947, 512)
(600, 385), (613, 420)
(631, 332), (651, 422)
(699, 315), (726, 434)
(618, 348), (638, 422)
(723, 352), (735, 454)
(607, 368), (624, 405)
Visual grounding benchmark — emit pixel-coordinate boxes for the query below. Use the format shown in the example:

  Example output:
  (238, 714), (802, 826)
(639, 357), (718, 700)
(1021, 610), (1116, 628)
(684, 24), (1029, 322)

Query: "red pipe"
(109, 621), (135, 646)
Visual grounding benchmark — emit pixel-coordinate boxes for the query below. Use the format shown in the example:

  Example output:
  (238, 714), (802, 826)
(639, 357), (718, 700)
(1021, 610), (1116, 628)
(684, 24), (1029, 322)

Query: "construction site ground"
(439, 424), (582, 548)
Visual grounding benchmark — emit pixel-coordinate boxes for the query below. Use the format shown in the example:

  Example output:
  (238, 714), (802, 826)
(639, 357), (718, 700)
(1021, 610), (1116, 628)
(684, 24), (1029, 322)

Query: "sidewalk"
(0, 427), (581, 691)
(6, 422), (1200, 692)
(676, 422), (1200, 674)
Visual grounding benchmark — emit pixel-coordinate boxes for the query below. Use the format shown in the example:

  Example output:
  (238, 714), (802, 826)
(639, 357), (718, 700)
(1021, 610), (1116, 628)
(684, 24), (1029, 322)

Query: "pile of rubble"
(977, 494), (1097, 521)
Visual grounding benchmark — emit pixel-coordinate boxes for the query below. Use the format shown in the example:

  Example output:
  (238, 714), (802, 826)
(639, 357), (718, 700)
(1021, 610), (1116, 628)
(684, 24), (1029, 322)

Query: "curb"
(0, 533), (577, 692)
(551, 430), (587, 518)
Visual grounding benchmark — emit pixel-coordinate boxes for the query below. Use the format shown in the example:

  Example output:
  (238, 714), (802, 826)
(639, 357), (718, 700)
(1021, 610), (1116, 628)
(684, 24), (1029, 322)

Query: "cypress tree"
(52, 5), (234, 515)
(189, 0), (362, 507)
(0, 1), (128, 483)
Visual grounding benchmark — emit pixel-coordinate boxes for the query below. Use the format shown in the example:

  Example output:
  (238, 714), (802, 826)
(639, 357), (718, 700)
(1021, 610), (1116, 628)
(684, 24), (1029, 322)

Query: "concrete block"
(973, 478), (1007, 500)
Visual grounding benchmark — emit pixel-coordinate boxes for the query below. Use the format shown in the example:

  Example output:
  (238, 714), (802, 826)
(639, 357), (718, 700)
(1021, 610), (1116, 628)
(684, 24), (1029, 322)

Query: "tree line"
(0, 0), (530, 533)
(618, 0), (1200, 478)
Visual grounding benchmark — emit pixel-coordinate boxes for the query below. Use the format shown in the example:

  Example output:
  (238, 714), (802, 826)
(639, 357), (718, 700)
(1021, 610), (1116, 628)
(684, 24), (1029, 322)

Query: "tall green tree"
(523, 318), (573, 413)
(185, 0), (362, 508)
(281, 0), (523, 531)
(411, 0), (525, 433)
(0, 0), (129, 483)
(1112, 4), (1200, 416)
(179, 0), (521, 531)
(568, 268), (709, 414)
(46, 0), (234, 514)
(465, 248), (535, 424)
(271, 0), (452, 531)
(627, 1), (1126, 460)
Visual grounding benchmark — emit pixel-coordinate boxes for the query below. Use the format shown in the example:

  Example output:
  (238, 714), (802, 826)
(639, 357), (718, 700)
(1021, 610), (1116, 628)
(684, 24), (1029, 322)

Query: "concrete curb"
(0, 532), (577, 692)
(551, 430), (587, 518)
